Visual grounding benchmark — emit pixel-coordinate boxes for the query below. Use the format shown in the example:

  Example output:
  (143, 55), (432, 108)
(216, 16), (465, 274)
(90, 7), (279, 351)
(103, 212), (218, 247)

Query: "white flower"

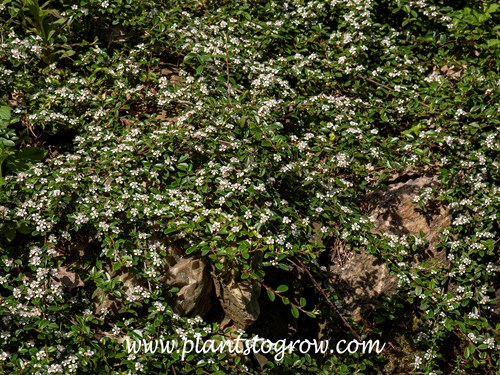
(483, 337), (495, 349)
(412, 355), (422, 369)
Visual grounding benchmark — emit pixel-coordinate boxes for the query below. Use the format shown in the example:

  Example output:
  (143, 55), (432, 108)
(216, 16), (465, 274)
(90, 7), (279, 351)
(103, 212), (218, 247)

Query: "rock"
(212, 269), (261, 329)
(330, 252), (398, 321)
(371, 175), (450, 259)
(162, 256), (212, 317)
(328, 174), (451, 320)
(93, 242), (213, 318)
(54, 265), (84, 290)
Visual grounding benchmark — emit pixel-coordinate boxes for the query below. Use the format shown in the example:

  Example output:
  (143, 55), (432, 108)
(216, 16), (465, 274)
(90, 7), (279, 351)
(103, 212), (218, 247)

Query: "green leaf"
(177, 162), (189, 171)
(291, 305), (299, 319)
(0, 105), (11, 122)
(261, 140), (272, 147)
(57, 49), (76, 59)
(305, 310), (317, 318)
(185, 246), (197, 255)
(112, 262), (122, 271)
(485, 3), (499, 13)
(263, 123), (283, 132)
(6, 147), (47, 173)
(401, 124), (424, 136)
(0, 139), (15, 147)
(486, 38), (499, 47)
(464, 344), (475, 359)
(267, 289), (275, 301)
(276, 284), (289, 293)
(1, 224), (16, 242)
(164, 227), (176, 234)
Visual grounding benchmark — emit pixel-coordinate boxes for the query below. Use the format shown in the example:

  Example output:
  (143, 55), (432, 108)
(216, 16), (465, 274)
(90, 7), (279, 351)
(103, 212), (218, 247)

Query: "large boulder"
(329, 174), (451, 320)
(212, 268), (261, 329)
(162, 255), (212, 317)
(93, 243), (213, 318)
(370, 175), (450, 256)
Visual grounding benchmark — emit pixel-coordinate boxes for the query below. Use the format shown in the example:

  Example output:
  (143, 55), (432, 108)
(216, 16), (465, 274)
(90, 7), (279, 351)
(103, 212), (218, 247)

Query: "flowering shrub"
(0, 0), (498, 373)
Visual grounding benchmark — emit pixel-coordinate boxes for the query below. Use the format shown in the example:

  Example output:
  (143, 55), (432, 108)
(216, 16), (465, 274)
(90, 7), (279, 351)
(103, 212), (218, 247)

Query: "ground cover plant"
(0, 0), (498, 373)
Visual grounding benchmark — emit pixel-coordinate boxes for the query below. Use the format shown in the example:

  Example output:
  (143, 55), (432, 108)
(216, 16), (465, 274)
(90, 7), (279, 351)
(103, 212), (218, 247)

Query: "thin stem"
(289, 258), (362, 341)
